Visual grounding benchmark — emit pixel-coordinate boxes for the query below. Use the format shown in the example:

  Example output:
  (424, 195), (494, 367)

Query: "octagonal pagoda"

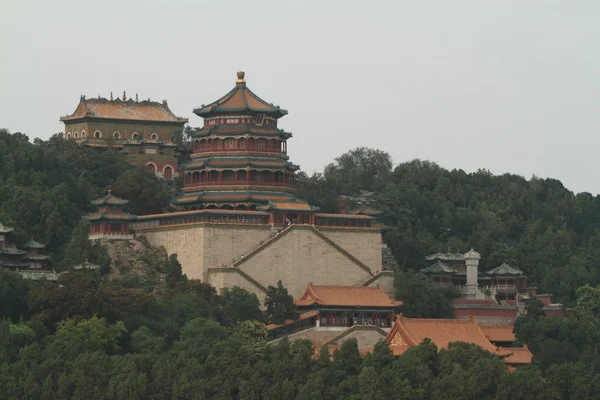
(176, 72), (313, 219)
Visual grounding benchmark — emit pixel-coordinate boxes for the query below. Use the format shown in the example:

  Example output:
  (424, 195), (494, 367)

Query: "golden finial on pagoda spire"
(236, 71), (246, 84)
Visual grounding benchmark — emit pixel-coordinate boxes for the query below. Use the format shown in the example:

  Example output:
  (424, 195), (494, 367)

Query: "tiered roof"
(185, 157), (298, 170)
(73, 260), (101, 271)
(24, 238), (45, 250)
(192, 126), (292, 139)
(61, 96), (188, 124)
(174, 191), (296, 205)
(193, 72), (287, 118)
(296, 284), (402, 308)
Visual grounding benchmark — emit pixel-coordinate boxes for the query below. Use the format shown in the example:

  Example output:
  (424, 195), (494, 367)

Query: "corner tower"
(176, 72), (313, 221)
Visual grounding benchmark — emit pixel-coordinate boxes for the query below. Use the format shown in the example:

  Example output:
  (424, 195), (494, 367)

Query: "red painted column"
(246, 170), (249, 184)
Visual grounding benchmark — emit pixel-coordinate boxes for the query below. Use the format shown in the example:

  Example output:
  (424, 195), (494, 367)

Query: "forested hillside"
(0, 129), (175, 268)
(297, 147), (600, 305)
(2, 131), (600, 398)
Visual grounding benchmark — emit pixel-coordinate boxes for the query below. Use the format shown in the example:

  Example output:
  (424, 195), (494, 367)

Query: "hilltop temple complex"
(61, 93), (187, 179)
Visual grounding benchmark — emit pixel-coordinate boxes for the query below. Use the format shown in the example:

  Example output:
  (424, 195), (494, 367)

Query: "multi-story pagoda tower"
(175, 71), (316, 223)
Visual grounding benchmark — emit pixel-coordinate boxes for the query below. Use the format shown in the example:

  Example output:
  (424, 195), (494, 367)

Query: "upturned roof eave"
(193, 106), (288, 118)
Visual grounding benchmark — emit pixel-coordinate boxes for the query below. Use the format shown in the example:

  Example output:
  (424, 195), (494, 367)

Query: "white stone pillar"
(463, 249), (481, 299)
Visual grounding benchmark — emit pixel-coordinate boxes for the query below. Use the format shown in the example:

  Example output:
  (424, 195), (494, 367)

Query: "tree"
(264, 280), (297, 325)
(111, 168), (171, 215)
(0, 269), (29, 321)
(217, 286), (264, 327)
(323, 147), (393, 194)
(164, 254), (187, 287)
(395, 271), (458, 318)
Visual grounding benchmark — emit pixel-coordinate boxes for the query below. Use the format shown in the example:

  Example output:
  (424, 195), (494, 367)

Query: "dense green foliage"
(0, 129), (174, 268)
(298, 148), (600, 305)
(4, 129), (600, 397)
(2, 267), (600, 399)
(395, 271), (460, 318)
(264, 280), (297, 324)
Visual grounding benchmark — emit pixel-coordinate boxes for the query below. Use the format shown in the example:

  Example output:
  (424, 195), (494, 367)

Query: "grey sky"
(1, 0), (599, 193)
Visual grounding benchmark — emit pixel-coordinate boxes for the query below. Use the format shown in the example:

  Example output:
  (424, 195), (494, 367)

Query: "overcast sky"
(1, 1), (599, 193)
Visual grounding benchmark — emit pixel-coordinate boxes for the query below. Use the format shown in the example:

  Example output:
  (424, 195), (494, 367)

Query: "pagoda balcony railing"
(495, 284), (516, 289)
(185, 181), (294, 188)
(193, 148), (286, 155)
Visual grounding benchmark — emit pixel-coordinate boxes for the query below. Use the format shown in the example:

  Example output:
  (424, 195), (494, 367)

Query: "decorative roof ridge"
(305, 282), (324, 304)
(0, 221), (14, 233)
(25, 238), (45, 249)
(392, 316), (418, 346)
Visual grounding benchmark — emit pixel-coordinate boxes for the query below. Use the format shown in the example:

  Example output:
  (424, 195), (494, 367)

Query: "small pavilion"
(85, 190), (137, 239)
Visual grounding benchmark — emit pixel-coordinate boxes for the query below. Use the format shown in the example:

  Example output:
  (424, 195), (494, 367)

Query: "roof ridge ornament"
(236, 71), (246, 84)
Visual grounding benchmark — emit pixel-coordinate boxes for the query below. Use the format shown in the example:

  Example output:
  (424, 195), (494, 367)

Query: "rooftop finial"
(123, 91), (126, 101)
(135, 93), (138, 102)
(236, 71), (246, 84)
(110, 92), (113, 101)
(107, 186), (112, 195)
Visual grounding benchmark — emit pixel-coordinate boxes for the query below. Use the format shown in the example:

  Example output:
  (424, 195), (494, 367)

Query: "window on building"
(132, 132), (140, 141)
(113, 131), (121, 139)
(94, 130), (102, 138)
(224, 138), (235, 148)
(150, 133), (158, 140)
(255, 114), (265, 126)
(240, 138), (246, 148)
(257, 140), (265, 150)
(66, 132), (71, 139)
(81, 130), (87, 138)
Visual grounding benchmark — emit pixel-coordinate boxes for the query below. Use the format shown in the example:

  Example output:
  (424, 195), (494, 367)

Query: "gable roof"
(385, 316), (498, 356)
(24, 238), (45, 250)
(61, 96), (187, 124)
(421, 260), (456, 274)
(296, 283), (402, 308)
(193, 72), (287, 118)
(486, 263), (523, 276)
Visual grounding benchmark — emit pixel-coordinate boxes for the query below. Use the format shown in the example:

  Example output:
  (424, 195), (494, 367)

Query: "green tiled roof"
(487, 263), (523, 276)
(16, 269), (59, 281)
(173, 191), (295, 205)
(421, 260), (456, 274)
(91, 193), (129, 206)
(73, 260), (100, 271)
(425, 252), (465, 261)
(84, 212), (137, 221)
(1, 244), (27, 255)
(0, 222), (14, 234)
(192, 126), (292, 139)
(24, 238), (45, 250)
(184, 157), (296, 171)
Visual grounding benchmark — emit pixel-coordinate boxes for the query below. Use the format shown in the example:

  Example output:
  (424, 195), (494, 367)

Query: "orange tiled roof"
(481, 326), (516, 342)
(296, 284), (402, 308)
(202, 194), (249, 200)
(61, 98), (187, 123)
(270, 201), (313, 211)
(251, 194), (294, 201)
(497, 346), (533, 365)
(385, 316), (498, 355)
(193, 72), (287, 118)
